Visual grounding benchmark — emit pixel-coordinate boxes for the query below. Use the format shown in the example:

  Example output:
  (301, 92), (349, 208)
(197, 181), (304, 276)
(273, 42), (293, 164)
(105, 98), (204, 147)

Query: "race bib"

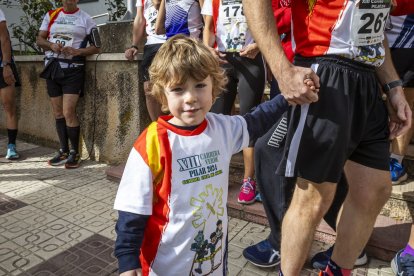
(146, 6), (158, 33)
(219, 0), (247, 52)
(351, 0), (391, 46)
(49, 33), (74, 47)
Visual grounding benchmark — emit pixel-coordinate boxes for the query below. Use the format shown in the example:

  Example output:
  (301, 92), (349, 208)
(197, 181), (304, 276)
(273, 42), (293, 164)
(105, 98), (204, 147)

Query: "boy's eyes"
(195, 83), (207, 88)
(168, 83), (207, 92)
(170, 87), (183, 93)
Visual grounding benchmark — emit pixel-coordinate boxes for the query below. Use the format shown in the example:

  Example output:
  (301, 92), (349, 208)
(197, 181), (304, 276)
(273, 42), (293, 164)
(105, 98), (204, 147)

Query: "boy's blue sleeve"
(115, 211), (149, 273)
(243, 94), (289, 145)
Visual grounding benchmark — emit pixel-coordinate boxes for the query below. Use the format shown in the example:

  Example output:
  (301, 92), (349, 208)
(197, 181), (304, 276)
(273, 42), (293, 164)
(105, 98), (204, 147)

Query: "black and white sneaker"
(48, 149), (69, 166)
(64, 150), (80, 169)
(243, 239), (280, 267)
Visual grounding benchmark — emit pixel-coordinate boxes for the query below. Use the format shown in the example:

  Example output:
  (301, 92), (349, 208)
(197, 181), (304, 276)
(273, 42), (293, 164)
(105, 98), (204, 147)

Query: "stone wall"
(0, 53), (151, 164)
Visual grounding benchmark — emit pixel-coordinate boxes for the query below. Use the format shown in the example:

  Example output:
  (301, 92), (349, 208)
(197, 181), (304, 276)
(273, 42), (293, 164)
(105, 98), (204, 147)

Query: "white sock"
(390, 153), (404, 164)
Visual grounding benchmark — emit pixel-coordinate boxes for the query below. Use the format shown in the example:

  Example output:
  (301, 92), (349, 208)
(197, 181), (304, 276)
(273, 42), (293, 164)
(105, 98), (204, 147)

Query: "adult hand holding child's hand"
(279, 64), (320, 105)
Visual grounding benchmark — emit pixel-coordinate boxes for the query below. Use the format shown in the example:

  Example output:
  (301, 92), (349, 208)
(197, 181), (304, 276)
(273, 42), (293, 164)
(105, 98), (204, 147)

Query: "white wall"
(0, 0), (127, 51)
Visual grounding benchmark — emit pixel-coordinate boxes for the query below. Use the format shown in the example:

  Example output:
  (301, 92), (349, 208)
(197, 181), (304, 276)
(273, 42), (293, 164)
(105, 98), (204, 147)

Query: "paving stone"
(71, 180), (118, 201)
(22, 234), (117, 276)
(0, 193), (27, 215)
(230, 221), (270, 249)
(0, 240), (44, 275)
(5, 184), (65, 205)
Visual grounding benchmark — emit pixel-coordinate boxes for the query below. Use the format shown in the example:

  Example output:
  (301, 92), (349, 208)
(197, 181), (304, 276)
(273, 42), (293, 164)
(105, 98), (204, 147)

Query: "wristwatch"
(130, 45), (139, 50)
(383, 79), (403, 92)
(1, 61), (11, 67)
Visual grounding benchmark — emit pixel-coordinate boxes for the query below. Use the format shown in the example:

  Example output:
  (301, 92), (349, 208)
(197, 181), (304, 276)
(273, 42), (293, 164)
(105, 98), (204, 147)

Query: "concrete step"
(106, 152), (414, 262)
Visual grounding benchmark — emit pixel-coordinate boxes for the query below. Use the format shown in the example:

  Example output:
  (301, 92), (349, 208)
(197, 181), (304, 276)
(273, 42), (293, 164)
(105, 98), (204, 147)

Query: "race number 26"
(358, 12), (388, 34)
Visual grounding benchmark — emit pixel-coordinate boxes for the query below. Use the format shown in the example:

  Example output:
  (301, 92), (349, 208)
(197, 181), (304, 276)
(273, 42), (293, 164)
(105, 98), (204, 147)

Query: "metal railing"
(92, 12), (110, 20)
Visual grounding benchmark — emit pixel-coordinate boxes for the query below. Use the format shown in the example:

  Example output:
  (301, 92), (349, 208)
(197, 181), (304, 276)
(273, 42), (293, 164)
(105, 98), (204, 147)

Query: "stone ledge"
(14, 53), (144, 62)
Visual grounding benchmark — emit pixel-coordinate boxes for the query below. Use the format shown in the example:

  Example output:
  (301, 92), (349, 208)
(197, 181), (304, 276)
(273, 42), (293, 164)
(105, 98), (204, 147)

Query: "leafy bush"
(4, 0), (60, 53)
(105, 0), (127, 21)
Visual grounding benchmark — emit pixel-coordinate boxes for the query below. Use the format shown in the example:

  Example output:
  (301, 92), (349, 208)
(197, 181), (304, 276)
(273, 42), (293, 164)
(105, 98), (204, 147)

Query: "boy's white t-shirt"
(39, 9), (96, 60)
(201, 0), (254, 52)
(114, 113), (249, 275)
(136, 0), (166, 45)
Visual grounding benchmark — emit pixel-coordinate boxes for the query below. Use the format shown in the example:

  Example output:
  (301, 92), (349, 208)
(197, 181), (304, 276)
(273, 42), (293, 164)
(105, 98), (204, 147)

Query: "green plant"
(6, 0), (62, 53)
(105, 0), (127, 21)
(4, 0), (61, 54)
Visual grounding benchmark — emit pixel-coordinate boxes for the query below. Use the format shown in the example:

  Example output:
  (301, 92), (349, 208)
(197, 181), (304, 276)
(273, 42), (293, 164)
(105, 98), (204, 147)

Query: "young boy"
(113, 35), (315, 276)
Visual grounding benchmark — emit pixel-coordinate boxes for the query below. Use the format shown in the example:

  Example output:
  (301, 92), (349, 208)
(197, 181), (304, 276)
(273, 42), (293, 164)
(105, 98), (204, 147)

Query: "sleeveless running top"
(292, 0), (391, 66)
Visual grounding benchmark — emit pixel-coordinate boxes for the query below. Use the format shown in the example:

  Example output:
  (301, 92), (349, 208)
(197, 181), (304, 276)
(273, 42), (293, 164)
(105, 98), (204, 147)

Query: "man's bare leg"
(331, 160), (391, 268)
(280, 178), (336, 275)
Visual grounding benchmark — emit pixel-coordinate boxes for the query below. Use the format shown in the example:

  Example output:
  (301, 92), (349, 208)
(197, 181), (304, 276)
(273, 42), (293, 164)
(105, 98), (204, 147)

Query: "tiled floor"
(0, 136), (394, 275)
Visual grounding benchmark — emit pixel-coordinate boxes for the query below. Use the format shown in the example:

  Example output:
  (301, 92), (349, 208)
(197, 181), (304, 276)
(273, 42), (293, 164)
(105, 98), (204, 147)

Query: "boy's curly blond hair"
(148, 34), (228, 113)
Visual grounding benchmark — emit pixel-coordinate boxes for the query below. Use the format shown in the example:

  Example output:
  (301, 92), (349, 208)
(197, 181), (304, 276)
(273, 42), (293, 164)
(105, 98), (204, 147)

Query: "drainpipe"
(122, 0), (137, 20)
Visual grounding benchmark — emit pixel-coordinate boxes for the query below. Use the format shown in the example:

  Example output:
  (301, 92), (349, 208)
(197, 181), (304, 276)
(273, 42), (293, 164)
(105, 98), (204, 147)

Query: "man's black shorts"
(46, 66), (85, 97)
(0, 63), (21, 89)
(391, 48), (414, 88)
(277, 55), (390, 184)
(140, 43), (163, 82)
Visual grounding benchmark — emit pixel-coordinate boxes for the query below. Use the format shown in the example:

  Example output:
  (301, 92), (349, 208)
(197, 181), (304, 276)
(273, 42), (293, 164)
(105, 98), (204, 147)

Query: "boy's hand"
(120, 268), (142, 276)
(303, 78), (319, 93)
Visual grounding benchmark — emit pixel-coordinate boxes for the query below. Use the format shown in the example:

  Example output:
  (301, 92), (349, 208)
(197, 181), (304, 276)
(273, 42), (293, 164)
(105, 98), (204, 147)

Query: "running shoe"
(48, 149), (69, 166)
(243, 239), (280, 267)
(5, 143), (19, 160)
(311, 245), (368, 270)
(390, 158), (408, 185)
(64, 150), (80, 169)
(237, 177), (256, 204)
(391, 249), (414, 276)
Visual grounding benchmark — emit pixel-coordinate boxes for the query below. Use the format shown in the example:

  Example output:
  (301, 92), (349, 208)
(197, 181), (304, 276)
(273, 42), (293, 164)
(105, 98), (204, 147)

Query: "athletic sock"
(402, 244), (414, 257)
(390, 153), (404, 164)
(323, 259), (352, 276)
(55, 118), (69, 152)
(7, 129), (17, 145)
(66, 125), (80, 153)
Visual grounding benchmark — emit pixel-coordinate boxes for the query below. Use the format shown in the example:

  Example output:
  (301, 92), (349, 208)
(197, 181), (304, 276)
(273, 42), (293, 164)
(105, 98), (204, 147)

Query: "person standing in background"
(202, 0), (266, 204)
(124, 0), (166, 121)
(36, 0), (100, 169)
(0, 8), (21, 160)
